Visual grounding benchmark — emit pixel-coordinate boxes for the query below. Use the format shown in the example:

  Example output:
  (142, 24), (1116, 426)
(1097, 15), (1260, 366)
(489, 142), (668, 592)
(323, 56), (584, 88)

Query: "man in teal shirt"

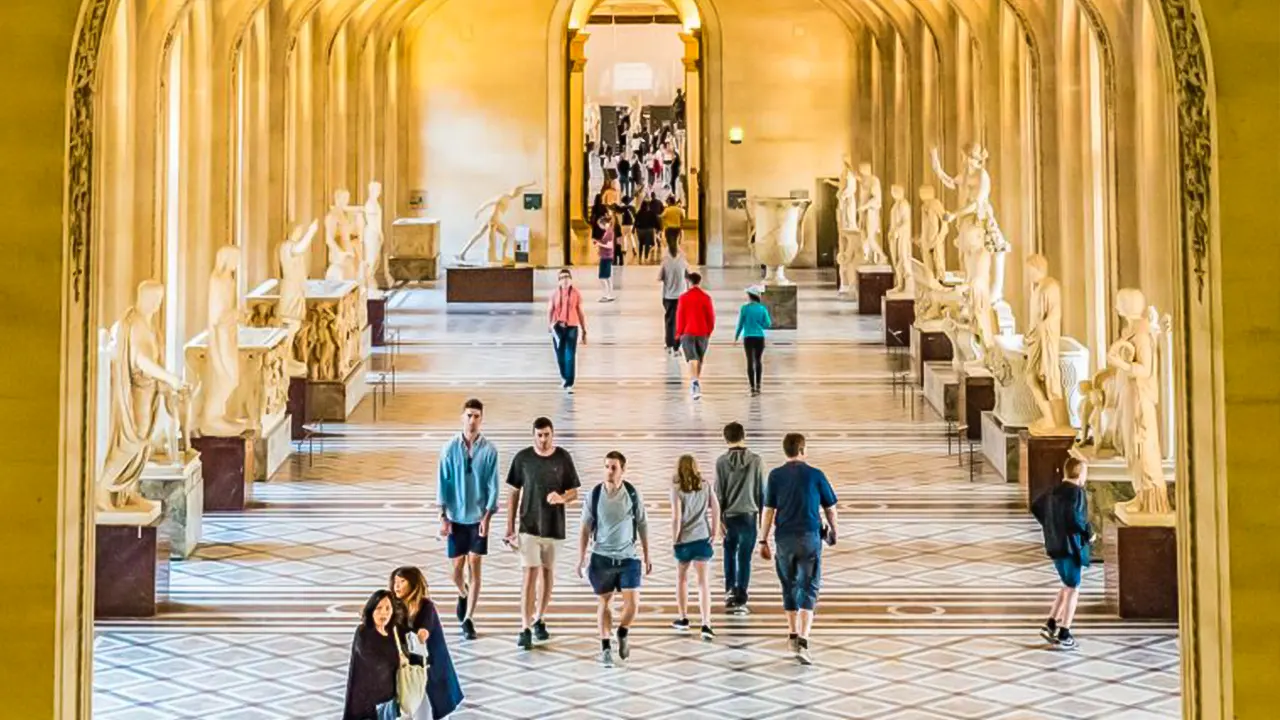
(437, 398), (500, 640)
(735, 285), (773, 395)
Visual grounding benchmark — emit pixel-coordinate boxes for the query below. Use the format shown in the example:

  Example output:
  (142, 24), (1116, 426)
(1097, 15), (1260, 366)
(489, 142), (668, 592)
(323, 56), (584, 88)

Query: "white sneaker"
(691, 381), (702, 399)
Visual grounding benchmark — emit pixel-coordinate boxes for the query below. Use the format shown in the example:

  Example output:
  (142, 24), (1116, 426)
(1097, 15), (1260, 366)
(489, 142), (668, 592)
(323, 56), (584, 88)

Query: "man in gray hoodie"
(714, 422), (765, 614)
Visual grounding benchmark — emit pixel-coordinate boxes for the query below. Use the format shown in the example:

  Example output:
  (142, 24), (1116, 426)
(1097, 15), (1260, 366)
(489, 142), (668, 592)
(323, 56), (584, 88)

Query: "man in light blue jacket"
(438, 398), (500, 640)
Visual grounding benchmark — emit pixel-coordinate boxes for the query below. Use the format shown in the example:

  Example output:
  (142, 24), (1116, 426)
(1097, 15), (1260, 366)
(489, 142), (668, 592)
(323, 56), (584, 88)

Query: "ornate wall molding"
(67, 0), (112, 304)
(1155, 0), (1213, 303)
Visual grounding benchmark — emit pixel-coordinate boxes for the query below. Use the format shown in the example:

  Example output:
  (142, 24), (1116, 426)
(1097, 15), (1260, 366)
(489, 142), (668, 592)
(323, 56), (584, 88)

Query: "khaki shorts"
(518, 534), (559, 568)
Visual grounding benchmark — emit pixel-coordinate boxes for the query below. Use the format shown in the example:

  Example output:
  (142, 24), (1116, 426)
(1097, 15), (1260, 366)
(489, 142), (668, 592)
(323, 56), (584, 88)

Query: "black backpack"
(590, 482), (641, 542)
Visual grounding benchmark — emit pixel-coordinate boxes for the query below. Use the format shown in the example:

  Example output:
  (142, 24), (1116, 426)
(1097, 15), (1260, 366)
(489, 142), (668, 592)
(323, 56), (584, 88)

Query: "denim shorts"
(599, 258), (614, 279)
(446, 522), (488, 558)
(1053, 556), (1082, 588)
(588, 554), (642, 595)
(775, 533), (823, 611)
(673, 538), (714, 563)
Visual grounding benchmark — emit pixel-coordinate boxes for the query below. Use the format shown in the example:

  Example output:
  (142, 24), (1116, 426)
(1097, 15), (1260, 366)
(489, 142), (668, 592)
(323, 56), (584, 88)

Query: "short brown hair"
(782, 433), (806, 459)
(1064, 456), (1085, 480)
(606, 450), (627, 468)
(723, 422), (745, 444)
(463, 398), (484, 413)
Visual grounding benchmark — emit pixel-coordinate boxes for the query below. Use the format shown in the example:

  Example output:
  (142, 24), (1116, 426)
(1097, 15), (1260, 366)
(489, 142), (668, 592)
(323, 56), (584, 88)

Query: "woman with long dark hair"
(391, 567), (465, 719)
(343, 590), (405, 720)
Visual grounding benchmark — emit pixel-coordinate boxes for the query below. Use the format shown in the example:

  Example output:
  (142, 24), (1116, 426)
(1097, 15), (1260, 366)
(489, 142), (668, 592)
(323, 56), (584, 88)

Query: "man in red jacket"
(675, 272), (716, 399)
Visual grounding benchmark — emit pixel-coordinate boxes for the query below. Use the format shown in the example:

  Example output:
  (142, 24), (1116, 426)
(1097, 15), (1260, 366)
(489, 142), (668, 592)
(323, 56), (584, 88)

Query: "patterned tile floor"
(94, 268), (1180, 719)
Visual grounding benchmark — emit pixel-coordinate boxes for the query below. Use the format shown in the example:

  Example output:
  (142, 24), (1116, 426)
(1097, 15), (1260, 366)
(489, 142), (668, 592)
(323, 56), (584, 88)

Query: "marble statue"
(585, 101), (601, 146)
(198, 246), (247, 437)
(888, 185), (913, 294)
(1108, 288), (1173, 522)
(823, 156), (859, 294)
(1078, 367), (1121, 450)
(1024, 254), (1069, 434)
(911, 258), (962, 323)
(856, 162), (887, 264)
(97, 281), (189, 515)
(324, 189), (363, 283)
(917, 185), (949, 283)
(931, 144), (1010, 301)
(749, 196), (812, 285)
(279, 220), (319, 376)
(361, 181), (385, 294)
(987, 333), (1091, 429)
(457, 182), (537, 266)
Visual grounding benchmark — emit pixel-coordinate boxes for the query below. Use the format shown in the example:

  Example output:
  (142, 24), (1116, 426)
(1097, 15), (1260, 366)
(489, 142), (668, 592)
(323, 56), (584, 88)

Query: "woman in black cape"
(343, 589), (405, 720)
(392, 566), (465, 719)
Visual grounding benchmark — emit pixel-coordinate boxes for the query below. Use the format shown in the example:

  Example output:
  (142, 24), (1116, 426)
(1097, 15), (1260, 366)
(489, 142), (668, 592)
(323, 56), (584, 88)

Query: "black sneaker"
(517, 629), (533, 650)
(796, 637), (813, 665)
(617, 632), (630, 660)
(456, 596), (468, 623)
(1039, 618), (1059, 644)
(533, 619), (550, 642)
(700, 625), (716, 641)
(671, 617), (691, 632)
(461, 618), (477, 640)
(1056, 628), (1078, 650)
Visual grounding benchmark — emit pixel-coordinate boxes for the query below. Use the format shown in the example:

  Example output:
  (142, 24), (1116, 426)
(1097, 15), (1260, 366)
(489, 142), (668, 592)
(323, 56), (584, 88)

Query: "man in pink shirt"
(548, 269), (589, 395)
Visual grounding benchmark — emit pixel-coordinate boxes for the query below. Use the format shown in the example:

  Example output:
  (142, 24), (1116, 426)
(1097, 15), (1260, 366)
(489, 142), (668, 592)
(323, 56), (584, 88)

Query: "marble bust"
(888, 184), (913, 294)
(1024, 254), (1069, 434)
(198, 246), (247, 437)
(1109, 288), (1173, 523)
(279, 220), (319, 376)
(96, 280), (188, 515)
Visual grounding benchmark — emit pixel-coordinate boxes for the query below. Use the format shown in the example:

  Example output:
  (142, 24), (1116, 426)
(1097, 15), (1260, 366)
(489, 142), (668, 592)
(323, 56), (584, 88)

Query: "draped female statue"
(199, 246), (247, 436)
(1108, 288), (1172, 520)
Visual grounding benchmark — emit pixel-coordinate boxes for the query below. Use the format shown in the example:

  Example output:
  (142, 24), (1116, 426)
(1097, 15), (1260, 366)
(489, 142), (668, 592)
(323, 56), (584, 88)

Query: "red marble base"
(1104, 522), (1179, 619)
(883, 296), (914, 347)
(856, 269), (895, 315)
(192, 435), (252, 512)
(960, 373), (995, 441)
(446, 266), (535, 303)
(95, 524), (169, 618)
(368, 297), (388, 347)
(289, 376), (308, 441)
(1018, 431), (1076, 509)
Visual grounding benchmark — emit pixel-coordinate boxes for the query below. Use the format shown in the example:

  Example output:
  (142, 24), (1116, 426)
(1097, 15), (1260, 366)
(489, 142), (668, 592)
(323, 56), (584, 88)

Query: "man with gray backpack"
(576, 451), (652, 667)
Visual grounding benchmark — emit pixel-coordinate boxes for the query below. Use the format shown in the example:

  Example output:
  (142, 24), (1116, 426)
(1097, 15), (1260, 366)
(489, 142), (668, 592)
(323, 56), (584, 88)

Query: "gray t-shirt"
(659, 254), (689, 300)
(581, 483), (648, 560)
(675, 485), (711, 544)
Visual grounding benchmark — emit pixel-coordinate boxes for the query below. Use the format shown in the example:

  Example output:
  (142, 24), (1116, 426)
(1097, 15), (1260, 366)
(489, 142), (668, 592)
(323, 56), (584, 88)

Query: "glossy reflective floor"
(93, 268), (1180, 719)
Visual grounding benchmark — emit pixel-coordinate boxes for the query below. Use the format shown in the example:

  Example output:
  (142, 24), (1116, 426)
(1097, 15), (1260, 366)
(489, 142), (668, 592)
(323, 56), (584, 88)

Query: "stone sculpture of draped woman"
(1024, 254), (1066, 432)
(199, 246), (246, 436)
(280, 221), (319, 376)
(97, 280), (187, 514)
(1109, 288), (1171, 519)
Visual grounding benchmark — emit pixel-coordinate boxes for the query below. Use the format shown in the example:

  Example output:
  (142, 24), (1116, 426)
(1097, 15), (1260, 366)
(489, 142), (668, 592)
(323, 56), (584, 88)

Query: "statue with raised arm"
(198, 246), (248, 437)
(1024, 254), (1069, 433)
(823, 156), (860, 294)
(1109, 288), (1172, 522)
(888, 185), (914, 294)
(279, 220), (320, 376)
(931, 144), (1009, 300)
(361, 181), (385, 294)
(917, 185), (949, 283)
(856, 162), (887, 264)
(457, 182), (537, 266)
(324, 188), (363, 283)
(97, 280), (190, 515)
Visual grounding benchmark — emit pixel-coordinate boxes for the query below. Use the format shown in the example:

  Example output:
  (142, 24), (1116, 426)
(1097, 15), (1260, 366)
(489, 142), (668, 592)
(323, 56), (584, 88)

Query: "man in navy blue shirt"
(1030, 455), (1094, 650)
(759, 433), (839, 665)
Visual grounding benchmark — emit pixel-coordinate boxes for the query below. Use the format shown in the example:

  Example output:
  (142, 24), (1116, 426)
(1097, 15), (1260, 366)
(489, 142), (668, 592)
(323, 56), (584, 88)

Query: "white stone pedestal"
(253, 412), (293, 481)
(981, 411), (1023, 483)
(141, 454), (204, 559)
(923, 361), (960, 422)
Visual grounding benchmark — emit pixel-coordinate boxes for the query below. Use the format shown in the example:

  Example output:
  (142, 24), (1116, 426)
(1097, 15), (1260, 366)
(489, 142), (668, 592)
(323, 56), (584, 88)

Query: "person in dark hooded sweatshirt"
(1030, 456), (1094, 650)
(714, 422), (765, 614)
(343, 590), (405, 720)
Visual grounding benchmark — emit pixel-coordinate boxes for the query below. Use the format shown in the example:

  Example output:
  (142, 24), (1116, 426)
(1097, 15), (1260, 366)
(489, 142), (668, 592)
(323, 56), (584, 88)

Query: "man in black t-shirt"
(505, 416), (581, 650)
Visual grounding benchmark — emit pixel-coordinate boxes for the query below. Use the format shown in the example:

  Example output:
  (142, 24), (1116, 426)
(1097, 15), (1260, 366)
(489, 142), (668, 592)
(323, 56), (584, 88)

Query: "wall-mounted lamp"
(729, 127), (745, 145)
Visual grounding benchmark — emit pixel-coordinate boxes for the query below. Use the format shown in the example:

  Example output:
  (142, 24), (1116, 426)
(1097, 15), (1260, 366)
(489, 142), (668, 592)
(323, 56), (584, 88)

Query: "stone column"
(565, 29), (588, 267)
(679, 31), (701, 226)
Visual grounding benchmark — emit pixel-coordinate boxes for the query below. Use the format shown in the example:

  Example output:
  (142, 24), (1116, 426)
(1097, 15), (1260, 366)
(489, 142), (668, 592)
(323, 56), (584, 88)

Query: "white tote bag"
(393, 632), (427, 715)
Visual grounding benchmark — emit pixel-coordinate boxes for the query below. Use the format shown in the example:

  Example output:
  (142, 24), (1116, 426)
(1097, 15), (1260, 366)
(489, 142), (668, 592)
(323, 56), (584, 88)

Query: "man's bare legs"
(597, 592), (614, 640)
(520, 567), (538, 632)
(450, 556), (468, 604)
(618, 589), (639, 629)
(688, 358), (702, 382)
(1049, 586), (1080, 627)
(537, 566), (555, 622)
(466, 555), (483, 621)
(796, 608), (815, 638)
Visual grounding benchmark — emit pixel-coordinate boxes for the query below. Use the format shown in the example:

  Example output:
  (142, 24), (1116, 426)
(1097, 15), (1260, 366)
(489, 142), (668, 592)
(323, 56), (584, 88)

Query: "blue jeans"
(722, 513), (757, 603)
(775, 533), (823, 611)
(552, 324), (579, 387)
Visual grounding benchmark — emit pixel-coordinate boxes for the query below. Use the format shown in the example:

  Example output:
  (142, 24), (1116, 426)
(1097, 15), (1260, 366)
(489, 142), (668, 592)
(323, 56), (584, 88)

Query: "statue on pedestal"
(931, 144), (1010, 302)
(856, 162), (887, 265)
(1109, 288), (1172, 522)
(823, 156), (860, 294)
(324, 189), (363, 283)
(888, 185), (914, 294)
(361, 181), (385, 294)
(749, 196), (812, 286)
(279, 220), (319, 376)
(917, 185), (949, 283)
(198, 246), (247, 437)
(97, 281), (189, 515)
(1024, 255), (1070, 434)
(457, 182), (537, 266)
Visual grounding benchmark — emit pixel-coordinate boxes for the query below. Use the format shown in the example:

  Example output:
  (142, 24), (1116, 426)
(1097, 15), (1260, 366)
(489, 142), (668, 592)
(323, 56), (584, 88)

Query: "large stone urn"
(750, 197), (812, 285)
(988, 334), (1090, 428)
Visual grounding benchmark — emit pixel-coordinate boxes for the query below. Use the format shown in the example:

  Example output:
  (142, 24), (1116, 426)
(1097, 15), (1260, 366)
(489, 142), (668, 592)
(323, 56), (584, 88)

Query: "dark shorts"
(1053, 557), (1082, 588)
(446, 522), (489, 559)
(599, 258), (614, 279)
(681, 335), (709, 362)
(673, 538), (715, 563)
(587, 554), (642, 595)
